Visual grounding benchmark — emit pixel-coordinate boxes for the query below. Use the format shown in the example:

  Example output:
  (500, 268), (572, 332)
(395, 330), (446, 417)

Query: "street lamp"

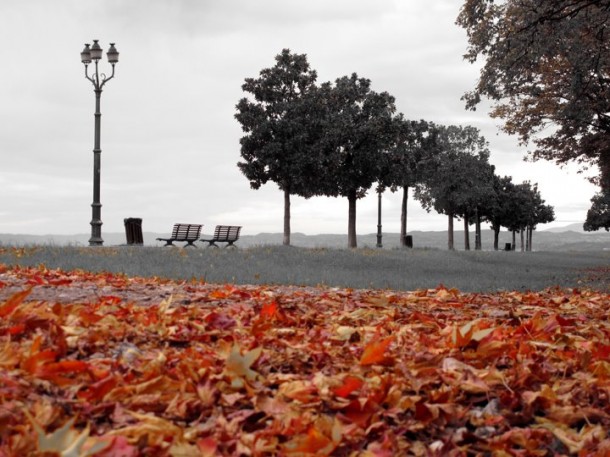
(81, 40), (119, 246)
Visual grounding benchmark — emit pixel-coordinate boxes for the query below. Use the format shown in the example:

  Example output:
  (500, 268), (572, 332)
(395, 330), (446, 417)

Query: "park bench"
(200, 225), (242, 247)
(156, 223), (203, 247)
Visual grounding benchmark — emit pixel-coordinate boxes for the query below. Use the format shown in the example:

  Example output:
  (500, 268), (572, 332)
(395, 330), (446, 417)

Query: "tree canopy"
(235, 49), (322, 245)
(584, 173), (610, 230)
(378, 118), (434, 246)
(416, 125), (493, 250)
(316, 74), (398, 248)
(457, 0), (610, 226)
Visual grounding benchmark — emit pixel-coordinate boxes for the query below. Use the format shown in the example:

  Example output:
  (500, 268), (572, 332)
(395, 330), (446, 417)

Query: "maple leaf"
(92, 435), (138, 457)
(169, 440), (202, 457)
(0, 340), (20, 368)
(77, 376), (118, 402)
(25, 411), (111, 457)
(536, 418), (607, 454)
(360, 337), (393, 366)
(282, 417), (342, 456)
(223, 344), (263, 389)
(0, 287), (31, 317)
(332, 375), (363, 398)
(196, 437), (219, 457)
(106, 411), (183, 446)
(260, 300), (279, 318)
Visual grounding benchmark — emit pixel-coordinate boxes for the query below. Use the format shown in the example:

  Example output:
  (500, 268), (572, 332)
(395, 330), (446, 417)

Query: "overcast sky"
(0, 0), (599, 238)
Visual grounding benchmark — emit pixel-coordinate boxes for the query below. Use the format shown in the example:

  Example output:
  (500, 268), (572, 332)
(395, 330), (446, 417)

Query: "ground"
(1, 263), (609, 456)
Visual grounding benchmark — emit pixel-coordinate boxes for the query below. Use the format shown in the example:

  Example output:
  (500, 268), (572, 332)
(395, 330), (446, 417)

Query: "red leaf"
(78, 376), (117, 402)
(341, 399), (376, 427)
(204, 311), (236, 330)
(6, 324), (26, 336)
(261, 301), (279, 318)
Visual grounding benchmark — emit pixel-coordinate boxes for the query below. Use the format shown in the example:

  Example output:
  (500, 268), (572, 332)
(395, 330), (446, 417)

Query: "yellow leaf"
(25, 411), (110, 457)
(224, 345), (263, 388)
(0, 340), (20, 368)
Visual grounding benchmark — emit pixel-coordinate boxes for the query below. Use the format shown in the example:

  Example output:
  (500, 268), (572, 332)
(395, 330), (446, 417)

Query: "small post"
(376, 191), (383, 248)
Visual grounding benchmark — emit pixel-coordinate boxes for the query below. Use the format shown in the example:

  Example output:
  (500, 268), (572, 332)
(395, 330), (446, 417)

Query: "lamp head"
(90, 39), (103, 60)
(107, 43), (119, 64)
(80, 43), (91, 64)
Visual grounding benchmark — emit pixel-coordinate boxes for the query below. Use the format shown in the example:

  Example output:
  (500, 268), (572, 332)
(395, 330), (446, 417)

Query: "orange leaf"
(0, 288), (32, 317)
(197, 437), (219, 457)
(360, 337), (393, 366)
(22, 350), (57, 374)
(283, 425), (334, 455)
(333, 375), (363, 398)
(450, 324), (474, 348)
(39, 360), (89, 376)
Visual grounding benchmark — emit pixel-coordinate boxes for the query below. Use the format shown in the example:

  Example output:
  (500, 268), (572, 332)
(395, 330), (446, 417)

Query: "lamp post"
(80, 40), (119, 246)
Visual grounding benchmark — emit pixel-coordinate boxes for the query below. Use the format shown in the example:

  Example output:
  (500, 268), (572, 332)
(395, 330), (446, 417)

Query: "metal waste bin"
(405, 235), (413, 249)
(124, 218), (143, 245)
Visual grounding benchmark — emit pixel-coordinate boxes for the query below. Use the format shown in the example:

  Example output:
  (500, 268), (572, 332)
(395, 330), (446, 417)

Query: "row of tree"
(235, 49), (554, 249)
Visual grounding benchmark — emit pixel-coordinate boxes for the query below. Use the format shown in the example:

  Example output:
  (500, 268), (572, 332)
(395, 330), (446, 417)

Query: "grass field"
(1, 245), (608, 292)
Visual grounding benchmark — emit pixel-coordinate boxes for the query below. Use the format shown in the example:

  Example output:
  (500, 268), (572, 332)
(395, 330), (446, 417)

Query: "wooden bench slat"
(157, 223), (203, 247)
(200, 225), (242, 247)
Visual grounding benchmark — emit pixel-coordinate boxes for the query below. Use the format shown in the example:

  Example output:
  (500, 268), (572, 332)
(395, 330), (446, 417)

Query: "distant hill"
(542, 223), (586, 233)
(1, 227), (608, 251)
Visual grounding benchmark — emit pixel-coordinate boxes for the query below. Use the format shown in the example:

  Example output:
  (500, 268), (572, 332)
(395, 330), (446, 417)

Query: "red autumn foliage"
(0, 264), (609, 455)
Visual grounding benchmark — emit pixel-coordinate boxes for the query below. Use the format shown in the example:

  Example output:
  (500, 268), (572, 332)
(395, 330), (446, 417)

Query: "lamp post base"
(89, 215), (103, 246)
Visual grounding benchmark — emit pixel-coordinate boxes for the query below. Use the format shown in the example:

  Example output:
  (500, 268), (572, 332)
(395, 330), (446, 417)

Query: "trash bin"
(124, 218), (143, 245)
(504, 242), (512, 251)
(405, 235), (413, 249)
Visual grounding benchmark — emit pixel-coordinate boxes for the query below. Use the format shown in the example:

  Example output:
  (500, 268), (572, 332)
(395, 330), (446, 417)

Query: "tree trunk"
(283, 189), (291, 246)
(512, 230), (516, 250)
(475, 210), (482, 250)
(347, 190), (358, 249)
(520, 229), (525, 252)
(400, 187), (408, 247)
(529, 225), (534, 251)
(464, 216), (470, 251)
(448, 213), (455, 250)
(493, 226), (500, 251)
